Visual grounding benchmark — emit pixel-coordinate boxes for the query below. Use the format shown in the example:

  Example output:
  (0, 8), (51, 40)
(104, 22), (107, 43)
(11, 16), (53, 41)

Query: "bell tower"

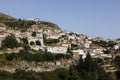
(39, 32), (44, 46)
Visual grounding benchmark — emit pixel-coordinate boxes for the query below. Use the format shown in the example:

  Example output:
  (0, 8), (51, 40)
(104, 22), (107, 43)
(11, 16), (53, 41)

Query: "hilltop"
(0, 12), (16, 21)
(0, 12), (60, 31)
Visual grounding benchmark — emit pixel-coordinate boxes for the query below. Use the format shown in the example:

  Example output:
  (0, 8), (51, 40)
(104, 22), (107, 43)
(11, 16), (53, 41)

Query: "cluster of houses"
(0, 21), (120, 60)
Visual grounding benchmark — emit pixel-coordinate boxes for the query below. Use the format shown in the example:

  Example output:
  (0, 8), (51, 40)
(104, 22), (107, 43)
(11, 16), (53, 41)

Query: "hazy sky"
(0, 0), (120, 39)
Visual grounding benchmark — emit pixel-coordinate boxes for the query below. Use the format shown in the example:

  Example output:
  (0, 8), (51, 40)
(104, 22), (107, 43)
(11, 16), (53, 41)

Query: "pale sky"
(0, 0), (120, 39)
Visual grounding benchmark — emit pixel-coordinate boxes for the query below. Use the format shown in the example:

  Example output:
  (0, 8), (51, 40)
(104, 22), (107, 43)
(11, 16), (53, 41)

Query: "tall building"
(39, 32), (44, 46)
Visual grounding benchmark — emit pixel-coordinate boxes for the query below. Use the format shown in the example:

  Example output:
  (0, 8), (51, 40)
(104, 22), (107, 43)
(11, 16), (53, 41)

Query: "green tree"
(67, 46), (71, 53)
(92, 40), (107, 47)
(107, 41), (116, 48)
(46, 52), (55, 61)
(1, 35), (19, 49)
(55, 54), (65, 60)
(56, 68), (69, 80)
(84, 53), (94, 72)
(42, 72), (60, 80)
(23, 45), (30, 51)
(114, 56), (120, 70)
(0, 71), (13, 80)
(21, 38), (28, 45)
(103, 50), (111, 54)
(14, 69), (37, 80)
(5, 53), (16, 61)
(33, 53), (45, 62)
(67, 65), (81, 80)
(115, 71), (120, 80)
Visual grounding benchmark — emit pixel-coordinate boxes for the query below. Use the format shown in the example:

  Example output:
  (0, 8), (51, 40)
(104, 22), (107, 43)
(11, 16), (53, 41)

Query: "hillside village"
(0, 19), (120, 57)
(0, 13), (120, 73)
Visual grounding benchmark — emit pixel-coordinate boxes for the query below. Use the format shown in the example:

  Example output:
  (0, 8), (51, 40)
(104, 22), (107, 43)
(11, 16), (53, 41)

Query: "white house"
(93, 48), (103, 55)
(31, 46), (44, 51)
(114, 44), (120, 50)
(46, 35), (60, 39)
(28, 18), (41, 22)
(72, 49), (87, 59)
(84, 43), (90, 48)
(68, 35), (76, 40)
(61, 43), (71, 48)
(84, 40), (92, 48)
(47, 46), (67, 54)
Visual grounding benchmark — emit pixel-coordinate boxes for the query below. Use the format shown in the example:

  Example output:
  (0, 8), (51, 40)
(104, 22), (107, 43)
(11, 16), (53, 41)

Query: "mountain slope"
(0, 12), (16, 21)
(0, 12), (61, 31)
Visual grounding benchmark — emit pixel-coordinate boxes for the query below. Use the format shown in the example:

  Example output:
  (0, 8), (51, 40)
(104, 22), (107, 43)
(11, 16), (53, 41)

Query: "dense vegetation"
(1, 35), (19, 49)
(0, 53), (114, 80)
(92, 40), (116, 48)
(114, 56), (120, 70)
(92, 40), (108, 47)
(5, 50), (71, 62)
(114, 55), (120, 80)
(3, 19), (35, 29)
